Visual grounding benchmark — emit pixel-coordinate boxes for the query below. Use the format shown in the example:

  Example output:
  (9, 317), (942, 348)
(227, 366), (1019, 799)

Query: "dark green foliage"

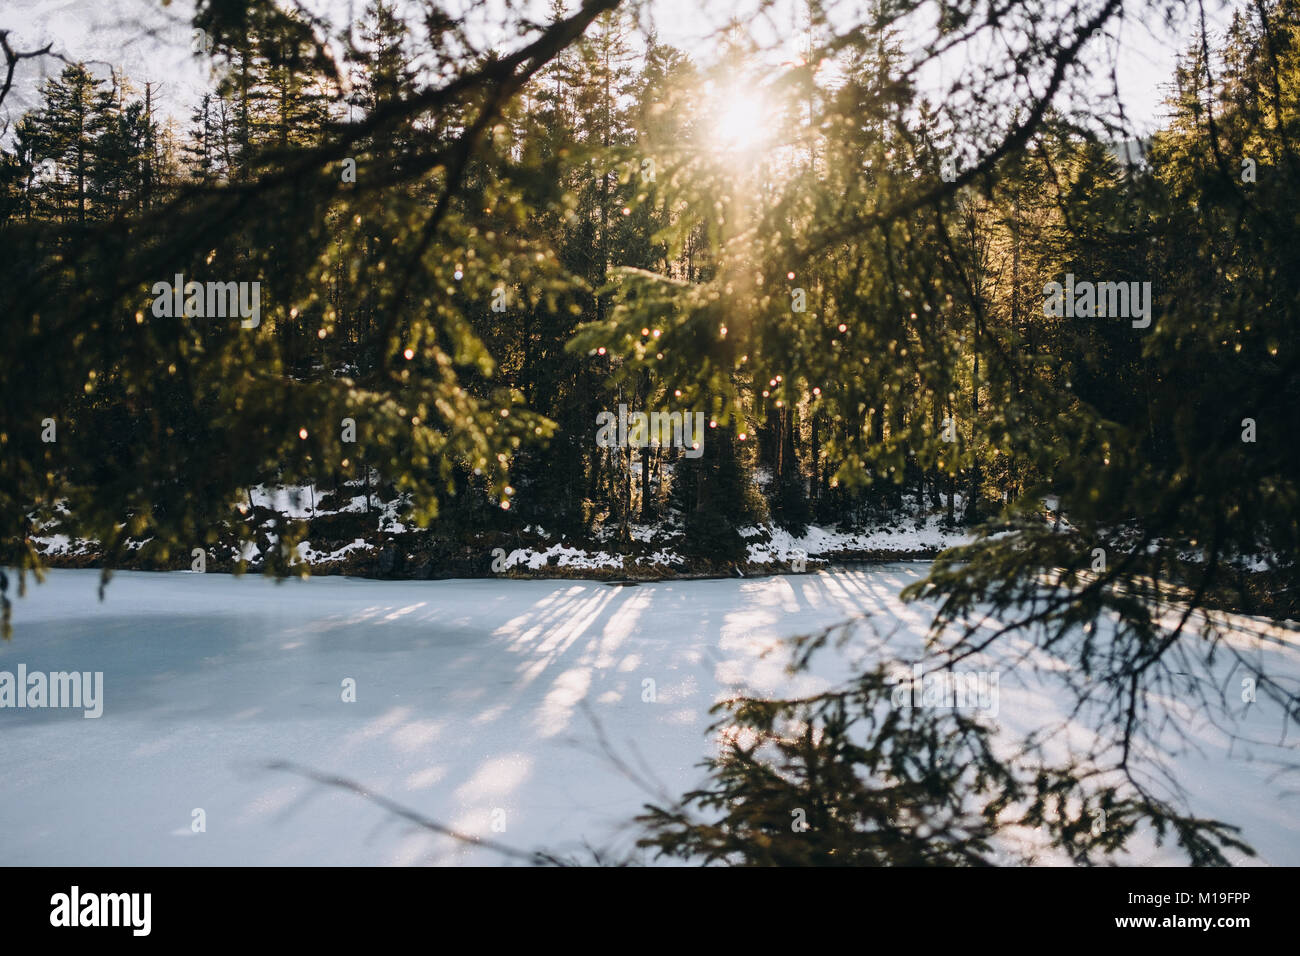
(669, 424), (765, 559)
(639, 669), (1024, 866)
(639, 664), (1252, 866)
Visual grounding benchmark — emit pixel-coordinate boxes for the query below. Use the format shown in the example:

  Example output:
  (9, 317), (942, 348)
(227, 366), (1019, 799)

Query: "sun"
(710, 85), (772, 154)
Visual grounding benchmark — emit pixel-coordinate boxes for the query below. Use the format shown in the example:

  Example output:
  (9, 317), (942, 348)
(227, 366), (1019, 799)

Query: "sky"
(0, 0), (1238, 137)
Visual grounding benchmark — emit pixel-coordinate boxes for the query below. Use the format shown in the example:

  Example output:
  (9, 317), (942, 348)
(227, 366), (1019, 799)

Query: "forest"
(1, 0), (1298, 867)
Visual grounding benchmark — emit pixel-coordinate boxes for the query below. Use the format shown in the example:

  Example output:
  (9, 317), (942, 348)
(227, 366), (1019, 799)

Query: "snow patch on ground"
(744, 519), (973, 565)
(294, 539), (376, 565)
(500, 543), (624, 571)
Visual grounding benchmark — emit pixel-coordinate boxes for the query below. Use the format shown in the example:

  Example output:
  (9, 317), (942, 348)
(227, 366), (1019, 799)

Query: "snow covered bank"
(1, 567), (1296, 865)
(28, 482), (976, 580)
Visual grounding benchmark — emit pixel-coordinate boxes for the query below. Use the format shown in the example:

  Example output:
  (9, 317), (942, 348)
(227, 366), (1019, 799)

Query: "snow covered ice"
(1, 567), (1297, 866)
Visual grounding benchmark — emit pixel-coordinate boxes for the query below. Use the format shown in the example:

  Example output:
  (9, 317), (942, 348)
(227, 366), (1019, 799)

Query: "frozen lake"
(1, 567), (1297, 865)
